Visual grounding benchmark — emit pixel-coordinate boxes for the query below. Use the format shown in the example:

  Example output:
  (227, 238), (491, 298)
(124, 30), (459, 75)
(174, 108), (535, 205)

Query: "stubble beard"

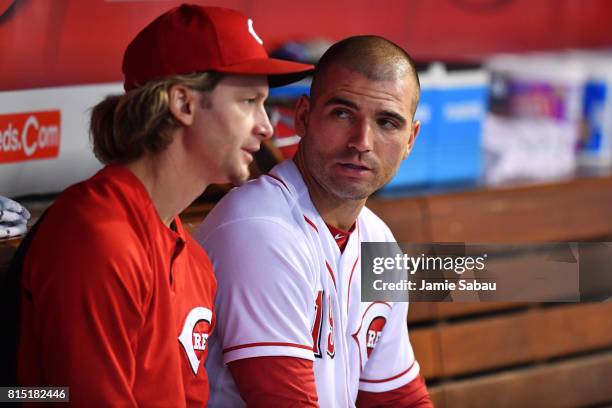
(306, 153), (375, 201)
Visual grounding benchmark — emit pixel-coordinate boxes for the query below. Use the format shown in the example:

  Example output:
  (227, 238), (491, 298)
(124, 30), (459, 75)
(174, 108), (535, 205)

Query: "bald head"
(311, 35), (420, 114)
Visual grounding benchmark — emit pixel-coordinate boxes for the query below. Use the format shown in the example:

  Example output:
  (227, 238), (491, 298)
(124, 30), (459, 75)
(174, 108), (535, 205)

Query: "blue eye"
(378, 118), (399, 130)
(332, 109), (350, 119)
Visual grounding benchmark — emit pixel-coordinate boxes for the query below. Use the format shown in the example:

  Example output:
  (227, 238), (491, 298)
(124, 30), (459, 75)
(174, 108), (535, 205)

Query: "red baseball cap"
(122, 4), (314, 91)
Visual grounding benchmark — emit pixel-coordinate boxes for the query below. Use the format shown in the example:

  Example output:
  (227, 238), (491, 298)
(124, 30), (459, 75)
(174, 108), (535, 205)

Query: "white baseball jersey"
(194, 159), (421, 407)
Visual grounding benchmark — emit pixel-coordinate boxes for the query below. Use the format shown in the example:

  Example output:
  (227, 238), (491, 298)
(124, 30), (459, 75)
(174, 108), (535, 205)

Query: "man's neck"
(125, 140), (209, 227)
(293, 153), (366, 231)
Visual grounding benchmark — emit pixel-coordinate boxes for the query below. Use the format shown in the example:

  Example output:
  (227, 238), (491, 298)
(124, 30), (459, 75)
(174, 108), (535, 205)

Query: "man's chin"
(229, 171), (249, 186)
(336, 190), (371, 201)
(326, 182), (373, 201)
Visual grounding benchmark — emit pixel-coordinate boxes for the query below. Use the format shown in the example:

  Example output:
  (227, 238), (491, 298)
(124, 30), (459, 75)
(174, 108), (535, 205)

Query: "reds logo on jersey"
(192, 320), (210, 352)
(178, 307), (213, 375)
(366, 317), (386, 357)
(352, 302), (391, 369)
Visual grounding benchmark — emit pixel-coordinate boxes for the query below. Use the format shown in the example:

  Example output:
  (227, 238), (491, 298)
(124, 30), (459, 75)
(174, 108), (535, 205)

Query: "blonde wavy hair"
(90, 71), (223, 164)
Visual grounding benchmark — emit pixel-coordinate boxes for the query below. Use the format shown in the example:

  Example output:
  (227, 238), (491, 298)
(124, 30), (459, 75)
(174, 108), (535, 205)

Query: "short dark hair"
(311, 35), (420, 114)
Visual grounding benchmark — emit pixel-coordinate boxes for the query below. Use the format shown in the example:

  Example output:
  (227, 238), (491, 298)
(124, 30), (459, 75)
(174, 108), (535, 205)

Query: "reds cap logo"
(247, 18), (263, 45)
(178, 307), (213, 375)
(0, 110), (61, 164)
(352, 302), (390, 369)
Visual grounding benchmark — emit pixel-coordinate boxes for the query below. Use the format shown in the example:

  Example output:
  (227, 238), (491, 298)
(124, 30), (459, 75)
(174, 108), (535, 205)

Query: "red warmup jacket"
(18, 165), (217, 407)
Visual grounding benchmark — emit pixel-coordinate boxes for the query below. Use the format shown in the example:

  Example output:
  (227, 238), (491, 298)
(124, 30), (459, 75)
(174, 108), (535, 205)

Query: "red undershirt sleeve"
(356, 375), (433, 408)
(228, 356), (319, 407)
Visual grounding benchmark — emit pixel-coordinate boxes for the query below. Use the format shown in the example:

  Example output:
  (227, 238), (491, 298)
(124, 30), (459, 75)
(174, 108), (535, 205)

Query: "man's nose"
(255, 106), (274, 140)
(348, 119), (373, 153)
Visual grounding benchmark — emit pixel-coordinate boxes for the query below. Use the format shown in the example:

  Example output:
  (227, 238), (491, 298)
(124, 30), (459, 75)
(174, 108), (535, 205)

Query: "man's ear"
(168, 84), (198, 127)
(403, 120), (421, 160)
(294, 95), (311, 138)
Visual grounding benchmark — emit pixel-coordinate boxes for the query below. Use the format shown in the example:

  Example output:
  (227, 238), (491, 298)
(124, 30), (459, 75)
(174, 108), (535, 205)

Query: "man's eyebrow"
(323, 96), (407, 127)
(323, 96), (359, 110)
(379, 110), (407, 127)
(252, 88), (268, 97)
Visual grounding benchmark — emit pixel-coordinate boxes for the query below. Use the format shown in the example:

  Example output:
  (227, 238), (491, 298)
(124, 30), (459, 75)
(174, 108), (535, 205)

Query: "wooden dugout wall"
(367, 175), (612, 408)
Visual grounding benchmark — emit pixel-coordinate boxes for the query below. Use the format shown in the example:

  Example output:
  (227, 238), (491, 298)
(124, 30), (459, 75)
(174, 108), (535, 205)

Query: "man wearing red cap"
(10, 4), (312, 406)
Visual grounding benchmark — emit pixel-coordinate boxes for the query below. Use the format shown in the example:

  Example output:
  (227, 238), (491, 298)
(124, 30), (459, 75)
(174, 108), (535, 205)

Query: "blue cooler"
(381, 66), (488, 193)
(430, 69), (488, 186)
(579, 63), (612, 167)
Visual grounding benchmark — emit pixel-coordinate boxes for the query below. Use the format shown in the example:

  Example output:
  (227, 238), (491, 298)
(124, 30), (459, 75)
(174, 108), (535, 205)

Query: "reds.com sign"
(0, 110), (61, 164)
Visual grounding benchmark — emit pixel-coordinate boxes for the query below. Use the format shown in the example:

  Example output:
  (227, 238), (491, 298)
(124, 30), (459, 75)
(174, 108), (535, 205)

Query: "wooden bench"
(368, 174), (612, 407)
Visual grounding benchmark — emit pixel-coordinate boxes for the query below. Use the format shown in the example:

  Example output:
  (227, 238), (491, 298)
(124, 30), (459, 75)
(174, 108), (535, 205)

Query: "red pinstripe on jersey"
(359, 359), (416, 383)
(265, 173), (289, 191)
(325, 261), (337, 290)
(223, 342), (313, 353)
(303, 215), (319, 233)
(346, 256), (360, 314)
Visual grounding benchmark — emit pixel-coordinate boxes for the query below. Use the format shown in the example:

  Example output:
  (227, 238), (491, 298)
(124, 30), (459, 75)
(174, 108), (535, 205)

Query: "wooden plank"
(526, 303), (612, 361)
(430, 351), (612, 408)
(409, 327), (441, 379)
(366, 196), (430, 242)
(434, 302), (527, 319)
(428, 386), (444, 408)
(407, 302), (437, 323)
(408, 302), (527, 324)
(425, 176), (612, 242)
(426, 303), (612, 377)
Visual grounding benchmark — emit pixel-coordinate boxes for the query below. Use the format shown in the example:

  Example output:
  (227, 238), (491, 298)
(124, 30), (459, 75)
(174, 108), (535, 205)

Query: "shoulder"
(35, 169), (152, 257)
(193, 171), (319, 283)
(197, 213), (313, 271)
(359, 205), (396, 242)
(194, 173), (304, 246)
(60, 166), (152, 223)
